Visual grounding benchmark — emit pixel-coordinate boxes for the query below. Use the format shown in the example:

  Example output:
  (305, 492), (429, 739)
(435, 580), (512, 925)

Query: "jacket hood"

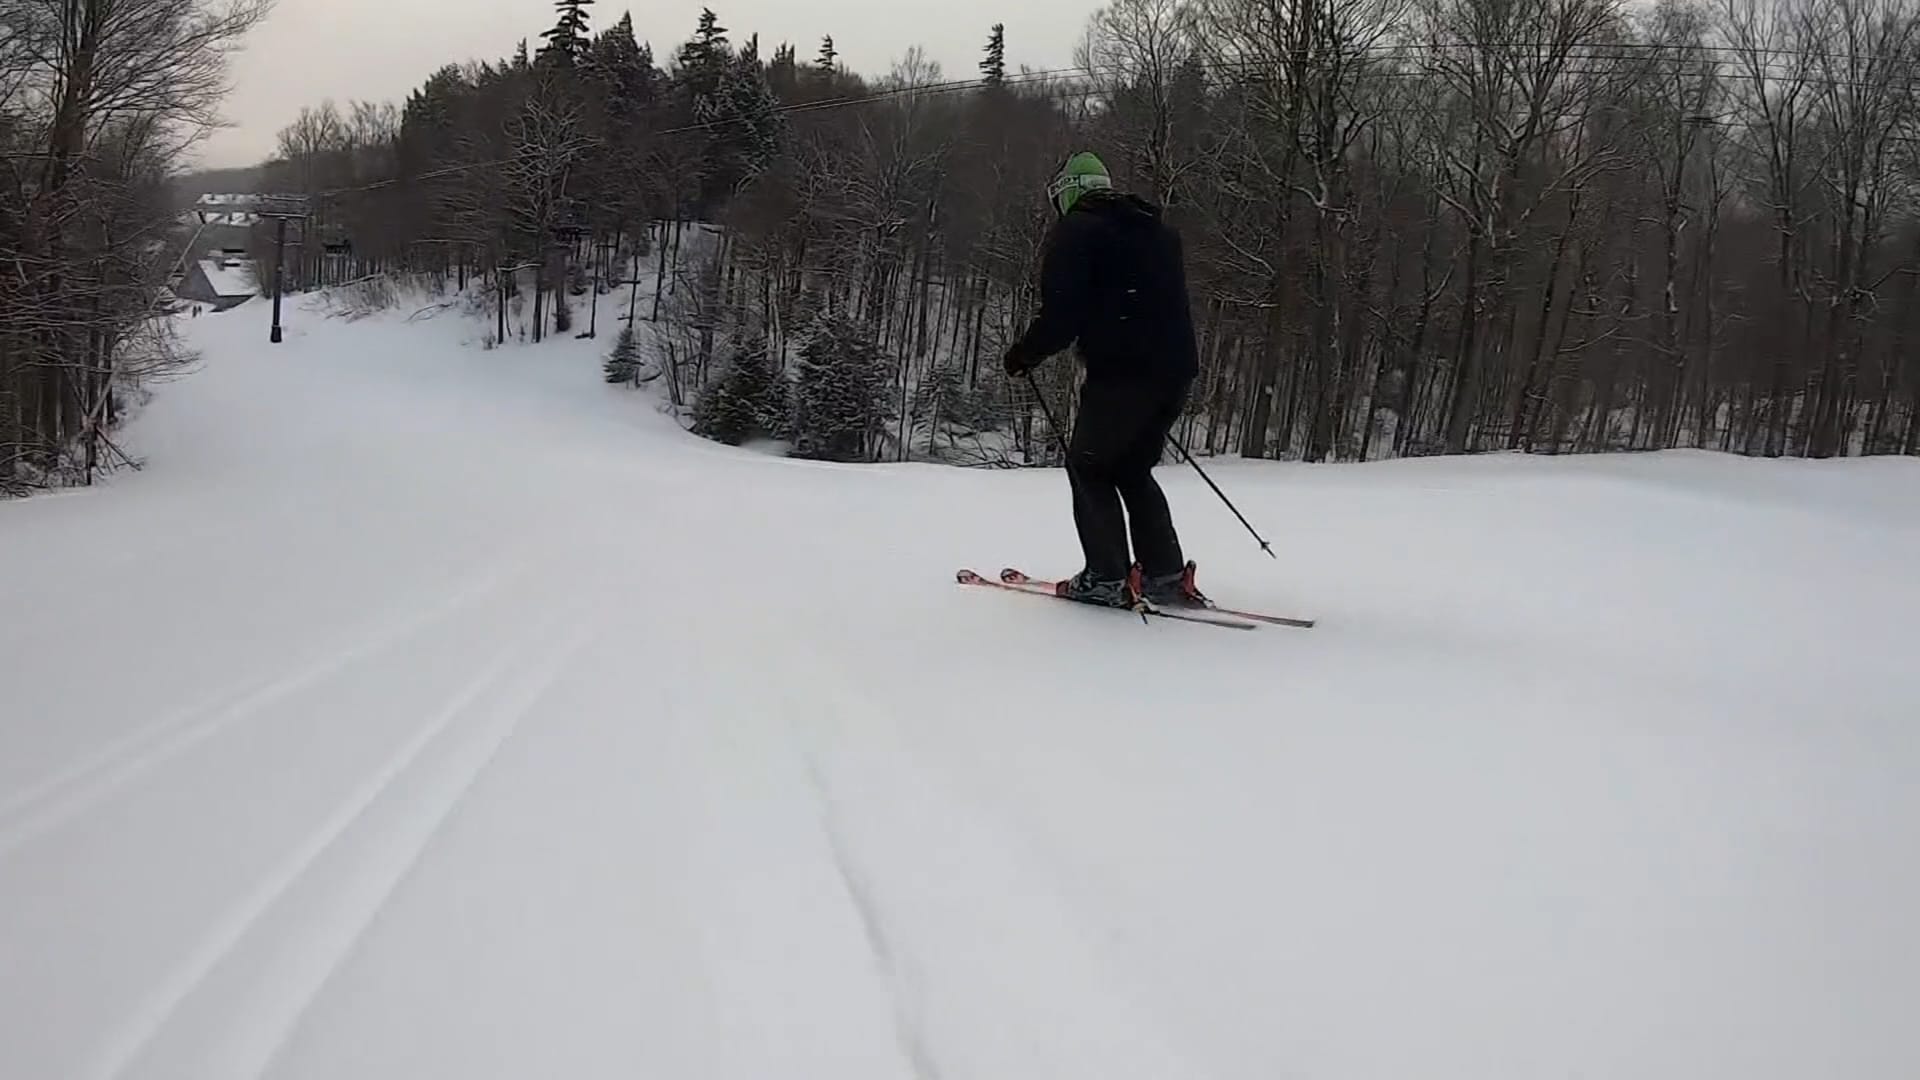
(1074, 189), (1163, 226)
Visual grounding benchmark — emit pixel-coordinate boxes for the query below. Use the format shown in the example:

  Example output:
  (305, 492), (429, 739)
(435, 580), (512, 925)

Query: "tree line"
(1, 0), (272, 493)
(289, 0), (1920, 463)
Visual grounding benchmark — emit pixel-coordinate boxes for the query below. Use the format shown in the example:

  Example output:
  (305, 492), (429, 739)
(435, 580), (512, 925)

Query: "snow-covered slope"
(3, 294), (1917, 1080)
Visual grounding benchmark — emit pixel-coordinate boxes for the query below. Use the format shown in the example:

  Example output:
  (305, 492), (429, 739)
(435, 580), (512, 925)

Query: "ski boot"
(1136, 561), (1211, 609)
(1055, 568), (1139, 609)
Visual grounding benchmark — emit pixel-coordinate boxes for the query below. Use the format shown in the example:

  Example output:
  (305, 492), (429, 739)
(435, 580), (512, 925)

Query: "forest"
(7, 0), (1920, 487)
(1, 0), (273, 491)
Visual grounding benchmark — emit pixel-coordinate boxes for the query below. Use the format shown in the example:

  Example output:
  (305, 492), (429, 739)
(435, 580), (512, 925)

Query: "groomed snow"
(3, 292), (1916, 1080)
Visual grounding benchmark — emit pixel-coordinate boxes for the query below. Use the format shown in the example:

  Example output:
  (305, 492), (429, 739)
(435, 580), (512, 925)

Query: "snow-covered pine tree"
(692, 340), (784, 445)
(539, 0), (594, 65)
(604, 326), (641, 385)
(791, 315), (892, 462)
(911, 364), (972, 456)
(589, 12), (657, 111)
(715, 38), (785, 181)
(671, 8), (735, 213)
(753, 347), (791, 437)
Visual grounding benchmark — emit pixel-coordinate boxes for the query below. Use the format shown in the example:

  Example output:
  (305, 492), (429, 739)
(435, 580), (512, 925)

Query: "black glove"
(1002, 343), (1036, 378)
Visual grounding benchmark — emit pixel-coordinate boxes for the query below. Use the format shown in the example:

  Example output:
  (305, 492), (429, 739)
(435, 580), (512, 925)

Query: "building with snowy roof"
(177, 257), (258, 311)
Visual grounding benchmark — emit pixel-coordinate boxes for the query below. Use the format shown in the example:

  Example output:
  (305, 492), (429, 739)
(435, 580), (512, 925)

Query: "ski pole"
(1163, 434), (1276, 559)
(1029, 370), (1276, 560)
(1024, 371), (1073, 464)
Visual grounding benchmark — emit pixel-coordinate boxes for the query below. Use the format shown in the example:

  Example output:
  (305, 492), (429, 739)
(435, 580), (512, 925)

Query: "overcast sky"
(195, 0), (1099, 169)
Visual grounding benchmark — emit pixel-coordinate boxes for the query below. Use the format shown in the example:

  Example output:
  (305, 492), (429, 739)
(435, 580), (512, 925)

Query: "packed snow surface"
(3, 295), (1917, 1080)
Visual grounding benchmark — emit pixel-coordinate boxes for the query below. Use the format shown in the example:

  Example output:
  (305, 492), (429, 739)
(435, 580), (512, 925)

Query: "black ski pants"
(1066, 376), (1189, 582)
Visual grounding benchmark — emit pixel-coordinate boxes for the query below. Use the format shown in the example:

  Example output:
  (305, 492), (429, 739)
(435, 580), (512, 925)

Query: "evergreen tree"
(589, 12), (657, 110)
(791, 315), (892, 462)
(697, 7), (728, 47)
(692, 340), (785, 445)
(715, 40), (785, 178)
(669, 11), (782, 211)
(576, 12), (657, 241)
(681, 8), (730, 74)
(816, 34), (836, 74)
(980, 24), (1006, 87)
(666, 8), (740, 214)
(675, 9), (732, 118)
(768, 42), (798, 100)
(512, 38), (531, 69)
(604, 326), (642, 385)
(539, 0), (595, 66)
(908, 364), (975, 458)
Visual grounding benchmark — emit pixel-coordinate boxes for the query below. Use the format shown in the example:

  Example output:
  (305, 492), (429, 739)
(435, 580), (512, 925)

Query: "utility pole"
(270, 216), (287, 343)
(256, 195), (311, 345)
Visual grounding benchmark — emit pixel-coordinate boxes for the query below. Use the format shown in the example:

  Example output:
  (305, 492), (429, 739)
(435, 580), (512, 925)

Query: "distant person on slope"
(1002, 152), (1208, 610)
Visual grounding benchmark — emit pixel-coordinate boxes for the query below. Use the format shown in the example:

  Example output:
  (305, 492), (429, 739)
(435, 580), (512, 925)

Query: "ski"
(999, 568), (1316, 630)
(992, 569), (1262, 630)
(955, 569), (1258, 631)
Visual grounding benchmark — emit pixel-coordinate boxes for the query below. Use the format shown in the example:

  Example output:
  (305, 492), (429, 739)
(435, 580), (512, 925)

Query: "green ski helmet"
(1047, 151), (1112, 215)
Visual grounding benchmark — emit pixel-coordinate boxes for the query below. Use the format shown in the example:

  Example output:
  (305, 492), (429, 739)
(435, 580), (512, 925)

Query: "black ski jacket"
(1009, 190), (1199, 386)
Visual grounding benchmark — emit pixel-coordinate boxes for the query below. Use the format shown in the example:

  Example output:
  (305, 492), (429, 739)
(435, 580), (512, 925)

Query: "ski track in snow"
(780, 637), (1216, 1080)
(800, 747), (943, 1080)
(0, 558), (523, 859)
(88, 595), (590, 1080)
(3, 292), (1918, 1080)
(237, 612), (597, 1080)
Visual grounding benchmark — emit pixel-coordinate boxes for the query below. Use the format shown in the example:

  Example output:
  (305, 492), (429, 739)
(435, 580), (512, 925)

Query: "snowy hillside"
(3, 292), (1917, 1080)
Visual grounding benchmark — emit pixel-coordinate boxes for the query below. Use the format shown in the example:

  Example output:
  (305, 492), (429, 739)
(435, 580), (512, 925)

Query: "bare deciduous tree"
(2, 0), (271, 492)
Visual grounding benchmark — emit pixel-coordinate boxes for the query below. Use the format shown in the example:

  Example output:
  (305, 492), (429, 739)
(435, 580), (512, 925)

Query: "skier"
(1002, 152), (1208, 610)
